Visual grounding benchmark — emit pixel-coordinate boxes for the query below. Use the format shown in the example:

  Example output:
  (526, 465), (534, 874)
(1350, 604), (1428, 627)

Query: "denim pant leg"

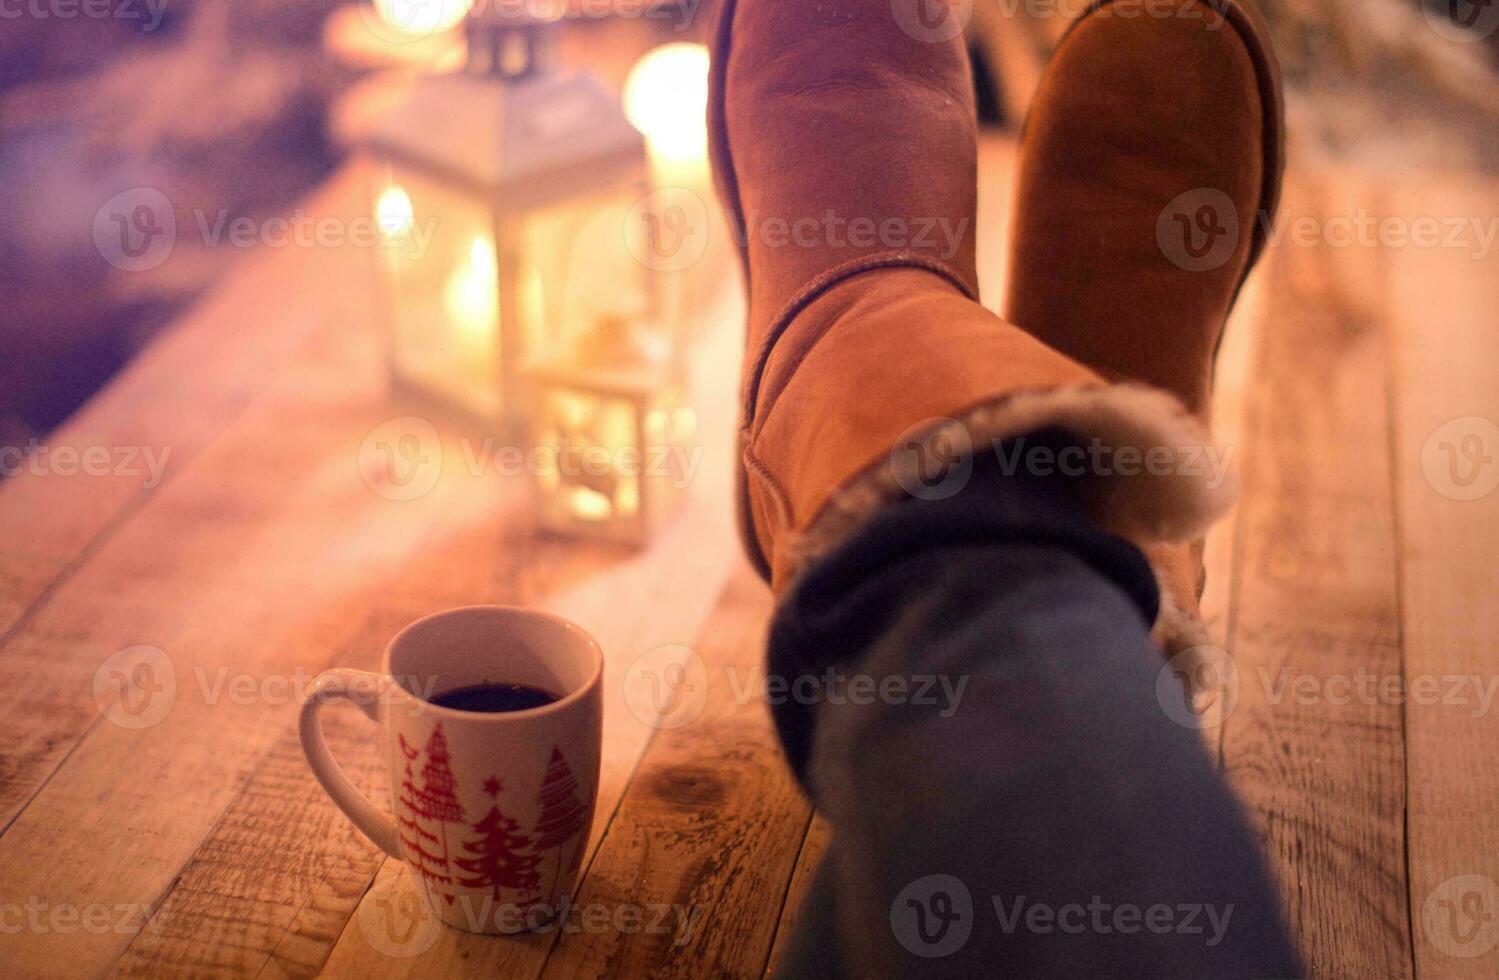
(769, 439), (1301, 979)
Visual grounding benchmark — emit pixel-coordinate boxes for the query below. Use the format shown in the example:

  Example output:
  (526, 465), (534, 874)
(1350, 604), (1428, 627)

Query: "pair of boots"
(710, 0), (1284, 664)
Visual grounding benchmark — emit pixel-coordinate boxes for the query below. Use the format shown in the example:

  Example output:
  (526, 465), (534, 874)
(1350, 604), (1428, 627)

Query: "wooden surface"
(1, 135), (1497, 979)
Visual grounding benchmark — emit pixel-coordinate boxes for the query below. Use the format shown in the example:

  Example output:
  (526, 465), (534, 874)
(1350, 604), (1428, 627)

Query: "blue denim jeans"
(770, 434), (1301, 978)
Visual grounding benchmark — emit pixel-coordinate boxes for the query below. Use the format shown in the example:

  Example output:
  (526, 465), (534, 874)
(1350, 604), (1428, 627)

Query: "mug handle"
(299, 668), (403, 858)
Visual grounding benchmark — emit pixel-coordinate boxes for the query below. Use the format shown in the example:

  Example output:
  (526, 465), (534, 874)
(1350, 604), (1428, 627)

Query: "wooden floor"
(0, 137), (1495, 978)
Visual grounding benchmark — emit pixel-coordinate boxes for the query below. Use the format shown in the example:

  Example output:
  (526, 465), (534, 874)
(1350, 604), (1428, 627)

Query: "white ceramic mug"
(300, 606), (603, 934)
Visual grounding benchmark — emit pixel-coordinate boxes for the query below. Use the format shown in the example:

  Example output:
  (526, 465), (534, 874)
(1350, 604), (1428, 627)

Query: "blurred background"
(1, 0), (1496, 461)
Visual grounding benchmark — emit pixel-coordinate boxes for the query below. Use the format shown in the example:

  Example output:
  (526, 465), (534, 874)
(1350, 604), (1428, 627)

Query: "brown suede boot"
(1006, 0), (1285, 654)
(710, 0), (1237, 609)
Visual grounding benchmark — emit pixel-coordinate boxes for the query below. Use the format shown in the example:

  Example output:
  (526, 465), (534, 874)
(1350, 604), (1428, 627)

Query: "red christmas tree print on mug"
(530, 746), (593, 896)
(395, 726), (466, 906)
(455, 776), (542, 900)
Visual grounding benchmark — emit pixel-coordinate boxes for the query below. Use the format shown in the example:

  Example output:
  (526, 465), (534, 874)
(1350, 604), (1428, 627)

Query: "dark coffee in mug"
(430, 682), (561, 714)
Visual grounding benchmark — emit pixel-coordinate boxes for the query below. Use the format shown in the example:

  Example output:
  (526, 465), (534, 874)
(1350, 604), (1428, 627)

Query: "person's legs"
(707, 0), (1296, 974)
(771, 445), (1301, 977)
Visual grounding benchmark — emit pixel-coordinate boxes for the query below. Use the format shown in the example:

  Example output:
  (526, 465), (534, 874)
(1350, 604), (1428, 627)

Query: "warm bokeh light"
(372, 0), (474, 38)
(375, 184), (415, 237)
(623, 43), (711, 163)
(443, 236), (499, 342)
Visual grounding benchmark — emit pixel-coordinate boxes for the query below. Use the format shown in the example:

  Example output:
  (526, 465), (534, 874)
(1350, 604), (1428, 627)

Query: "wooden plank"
(763, 813), (831, 979)
(1387, 174), (1499, 978)
(106, 513), (735, 978)
(534, 569), (795, 980)
(1218, 164), (1411, 978)
(0, 172), (742, 977)
(0, 168), (370, 642)
(0, 323), (492, 977)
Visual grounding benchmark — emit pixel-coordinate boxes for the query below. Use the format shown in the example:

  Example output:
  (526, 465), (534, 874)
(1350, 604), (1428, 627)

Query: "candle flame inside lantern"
(371, 0), (473, 37)
(376, 184), (415, 238)
(444, 236), (499, 345)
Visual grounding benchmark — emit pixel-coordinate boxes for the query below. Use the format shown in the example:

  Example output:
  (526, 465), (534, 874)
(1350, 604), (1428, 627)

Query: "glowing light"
(443, 236), (499, 343)
(375, 184), (415, 237)
(567, 486), (613, 522)
(670, 407), (698, 441)
(623, 44), (711, 164)
(615, 478), (640, 518)
(371, 0), (473, 38)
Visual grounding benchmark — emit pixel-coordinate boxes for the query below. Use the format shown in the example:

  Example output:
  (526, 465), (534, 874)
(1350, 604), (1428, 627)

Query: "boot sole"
(1057, 0), (1287, 359)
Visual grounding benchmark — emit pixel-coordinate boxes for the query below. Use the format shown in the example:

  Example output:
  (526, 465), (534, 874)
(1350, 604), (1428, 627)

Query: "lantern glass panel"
(377, 163), (502, 420)
(514, 181), (654, 370)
